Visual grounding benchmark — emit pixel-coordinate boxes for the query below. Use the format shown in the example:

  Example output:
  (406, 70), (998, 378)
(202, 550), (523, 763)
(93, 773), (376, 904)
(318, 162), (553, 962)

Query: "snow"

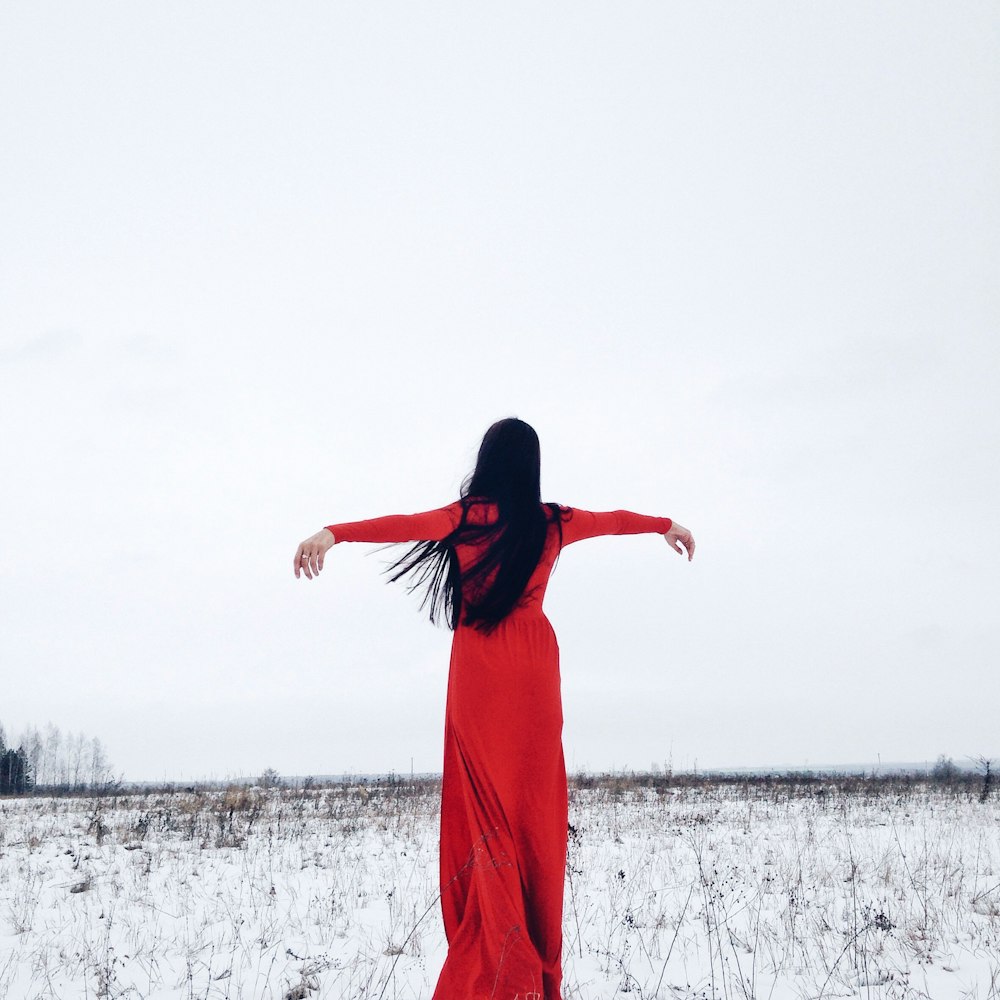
(1, 778), (998, 999)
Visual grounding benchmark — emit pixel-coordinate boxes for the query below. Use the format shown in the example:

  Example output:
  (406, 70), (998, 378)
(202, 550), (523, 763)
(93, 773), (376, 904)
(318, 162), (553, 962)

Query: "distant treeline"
(70, 761), (993, 805)
(567, 754), (993, 802)
(0, 720), (115, 795)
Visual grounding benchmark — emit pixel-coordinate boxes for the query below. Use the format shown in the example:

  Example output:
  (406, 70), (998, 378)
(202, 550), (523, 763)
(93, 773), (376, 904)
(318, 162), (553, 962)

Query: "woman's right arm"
(295, 502), (462, 579)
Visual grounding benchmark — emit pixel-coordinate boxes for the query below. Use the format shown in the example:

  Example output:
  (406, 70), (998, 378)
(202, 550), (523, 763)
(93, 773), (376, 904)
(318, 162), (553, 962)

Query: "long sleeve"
(559, 508), (672, 547)
(325, 502), (462, 544)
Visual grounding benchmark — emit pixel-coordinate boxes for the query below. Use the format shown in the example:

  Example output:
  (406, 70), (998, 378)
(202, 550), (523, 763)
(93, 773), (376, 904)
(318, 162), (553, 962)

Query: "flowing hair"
(386, 418), (565, 633)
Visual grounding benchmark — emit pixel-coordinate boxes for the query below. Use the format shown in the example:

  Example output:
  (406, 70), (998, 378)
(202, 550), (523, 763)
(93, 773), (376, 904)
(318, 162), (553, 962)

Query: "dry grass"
(0, 774), (997, 999)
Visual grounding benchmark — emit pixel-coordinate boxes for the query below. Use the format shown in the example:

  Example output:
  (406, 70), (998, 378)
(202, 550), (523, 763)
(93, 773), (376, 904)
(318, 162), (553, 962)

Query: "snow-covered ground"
(1, 778), (998, 999)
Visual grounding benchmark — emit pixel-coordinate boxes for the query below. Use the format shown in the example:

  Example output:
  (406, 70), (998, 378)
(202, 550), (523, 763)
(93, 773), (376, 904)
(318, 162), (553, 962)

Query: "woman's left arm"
(559, 508), (695, 562)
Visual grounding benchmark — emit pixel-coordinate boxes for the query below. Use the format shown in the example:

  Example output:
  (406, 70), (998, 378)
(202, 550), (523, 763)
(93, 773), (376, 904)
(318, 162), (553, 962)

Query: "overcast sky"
(2, 3), (997, 781)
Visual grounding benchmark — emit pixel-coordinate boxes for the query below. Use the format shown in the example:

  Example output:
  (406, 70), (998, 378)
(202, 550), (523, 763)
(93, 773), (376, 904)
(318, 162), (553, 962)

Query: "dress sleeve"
(559, 508), (673, 547)
(324, 502), (462, 544)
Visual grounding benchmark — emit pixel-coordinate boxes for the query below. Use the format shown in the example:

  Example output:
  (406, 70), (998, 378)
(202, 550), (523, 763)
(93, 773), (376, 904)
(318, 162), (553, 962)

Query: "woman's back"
(452, 499), (562, 620)
(312, 498), (676, 631)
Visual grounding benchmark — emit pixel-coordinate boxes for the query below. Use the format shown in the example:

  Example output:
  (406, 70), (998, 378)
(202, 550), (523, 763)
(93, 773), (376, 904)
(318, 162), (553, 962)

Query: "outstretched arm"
(561, 508), (695, 562)
(294, 502), (461, 579)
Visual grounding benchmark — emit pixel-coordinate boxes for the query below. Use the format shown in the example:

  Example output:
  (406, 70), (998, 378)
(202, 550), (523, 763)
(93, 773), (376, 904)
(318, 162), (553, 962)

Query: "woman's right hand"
(294, 529), (335, 579)
(664, 522), (695, 561)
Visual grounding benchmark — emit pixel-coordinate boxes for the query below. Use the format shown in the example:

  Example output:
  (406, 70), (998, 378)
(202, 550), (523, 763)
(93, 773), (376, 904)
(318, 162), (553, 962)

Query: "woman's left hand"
(294, 529), (335, 579)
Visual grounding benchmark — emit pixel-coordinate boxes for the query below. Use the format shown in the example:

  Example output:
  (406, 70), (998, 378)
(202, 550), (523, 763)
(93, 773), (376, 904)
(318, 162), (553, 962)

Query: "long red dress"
(324, 502), (673, 1000)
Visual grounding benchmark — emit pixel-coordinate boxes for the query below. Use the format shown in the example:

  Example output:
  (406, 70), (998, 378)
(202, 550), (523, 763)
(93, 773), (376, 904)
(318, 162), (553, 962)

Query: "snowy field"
(1, 776), (998, 1000)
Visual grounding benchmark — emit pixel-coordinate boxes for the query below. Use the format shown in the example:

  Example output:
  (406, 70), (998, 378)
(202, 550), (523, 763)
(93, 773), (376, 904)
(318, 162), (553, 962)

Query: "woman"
(294, 418), (694, 1000)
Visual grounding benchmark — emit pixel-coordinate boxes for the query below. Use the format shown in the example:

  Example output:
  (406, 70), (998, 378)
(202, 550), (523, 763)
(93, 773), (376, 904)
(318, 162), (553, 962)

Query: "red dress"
(324, 502), (673, 1000)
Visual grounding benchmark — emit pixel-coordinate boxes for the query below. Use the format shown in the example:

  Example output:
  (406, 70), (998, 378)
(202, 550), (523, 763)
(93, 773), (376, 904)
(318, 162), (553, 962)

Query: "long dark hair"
(386, 418), (564, 632)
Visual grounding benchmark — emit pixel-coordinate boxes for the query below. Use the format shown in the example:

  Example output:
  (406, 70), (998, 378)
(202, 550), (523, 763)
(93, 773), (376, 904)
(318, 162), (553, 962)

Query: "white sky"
(2, 3), (997, 781)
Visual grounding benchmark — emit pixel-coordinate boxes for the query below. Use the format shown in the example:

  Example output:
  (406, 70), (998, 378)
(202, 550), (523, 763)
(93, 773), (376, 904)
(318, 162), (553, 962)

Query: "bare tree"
(70, 731), (86, 790)
(20, 726), (43, 795)
(89, 737), (110, 789)
(45, 723), (62, 788)
(970, 755), (993, 803)
(931, 754), (958, 781)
